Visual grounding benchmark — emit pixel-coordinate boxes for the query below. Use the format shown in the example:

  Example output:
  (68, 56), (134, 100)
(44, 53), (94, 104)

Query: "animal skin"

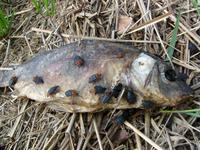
(0, 40), (193, 112)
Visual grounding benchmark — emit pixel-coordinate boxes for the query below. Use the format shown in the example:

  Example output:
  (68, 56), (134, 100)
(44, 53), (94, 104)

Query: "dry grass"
(0, 0), (200, 149)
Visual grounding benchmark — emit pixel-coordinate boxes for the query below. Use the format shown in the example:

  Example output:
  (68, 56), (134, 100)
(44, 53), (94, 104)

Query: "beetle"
(112, 83), (123, 98)
(89, 73), (102, 83)
(142, 100), (155, 109)
(115, 114), (125, 125)
(126, 90), (137, 104)
(188, 41), (198, 55)
(100, 92), (112, 103)
(65, 89), (79, 97)
(33, 76), (44, 84)
(0, 145), (5, 150)
(94, 85), (106, 94)
(115, 109), (136, 125)
(74, 55), (84, 67)
(47, 85), (60, 96)
(9, 76), (18, 87)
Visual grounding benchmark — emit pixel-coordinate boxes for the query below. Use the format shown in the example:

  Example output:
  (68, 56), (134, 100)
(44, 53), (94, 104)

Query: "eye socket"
(164, 69), (177, 81)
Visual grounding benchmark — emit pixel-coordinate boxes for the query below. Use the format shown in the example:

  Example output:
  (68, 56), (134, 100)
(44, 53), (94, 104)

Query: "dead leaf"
(117, 15), (132, 34)
(111, 129), (129, 145)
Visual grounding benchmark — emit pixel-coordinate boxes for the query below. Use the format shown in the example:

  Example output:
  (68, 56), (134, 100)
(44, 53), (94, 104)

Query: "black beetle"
(74, 55), (84, 67)
(100, 92), (112, 103)
(65, 90), (78, 97)
(33, 76), (44, 84)
(47, 85), (60, 96)
(188, 42), (198, 55)
(126, 90), (137, 104)
(112, 83), (123, 98)
(115, 115), (125, 125)
(115, 109), (136, 125)
(89, 73), (102, 83)
(94, 85), (106, 94)
(9, 76), (18, 87)
(0, 145), (5, 150)
(142, 100), (155, 109)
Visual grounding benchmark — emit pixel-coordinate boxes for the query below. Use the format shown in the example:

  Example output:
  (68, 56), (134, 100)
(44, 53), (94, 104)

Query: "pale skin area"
(0, 40), (193, 112)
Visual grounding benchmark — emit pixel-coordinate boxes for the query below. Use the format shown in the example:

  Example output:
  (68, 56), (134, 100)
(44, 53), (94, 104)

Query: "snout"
(158, 79), (193, 106)
(177, 83), (193, 101)
(169, 82), (193, 106)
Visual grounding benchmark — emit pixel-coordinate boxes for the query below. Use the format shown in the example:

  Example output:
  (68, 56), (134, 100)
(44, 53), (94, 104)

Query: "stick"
(31, 27), (161, 44)
(93, 118), (103, 150)
(124, 121), (164, 150)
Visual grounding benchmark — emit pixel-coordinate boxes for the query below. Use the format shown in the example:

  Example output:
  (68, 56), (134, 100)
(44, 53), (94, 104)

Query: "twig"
(66, 113), (77, 134)
(124, 121), (164, 150)
(2, 39), (10, 66)
(145, 111), (150, 150)
(82, 123), (94, 150)
(155, 2), (200, 44)
(8, 8), (33, 17)
(76, 114), (85, 150)
(7, 100), (29, 138)
(92, 118), (103, 150)
(25, 36), (33, 55)
(126, 12), (172, 34)
(42, 114), (68, 149)
(0, 67), (13, 70)
(31, 27), (161, 43)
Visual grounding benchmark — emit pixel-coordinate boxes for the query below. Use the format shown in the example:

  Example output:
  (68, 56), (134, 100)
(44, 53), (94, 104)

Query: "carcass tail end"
(0, 70), (13, 87)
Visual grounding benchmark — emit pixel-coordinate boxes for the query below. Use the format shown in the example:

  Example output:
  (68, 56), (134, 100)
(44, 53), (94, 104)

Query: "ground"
(0, 0), (200, 150)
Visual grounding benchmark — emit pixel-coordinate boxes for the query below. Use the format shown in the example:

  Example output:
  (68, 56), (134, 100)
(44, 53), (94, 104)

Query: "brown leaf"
(111, 129), (129, 145)
(117, 15), (132, 34)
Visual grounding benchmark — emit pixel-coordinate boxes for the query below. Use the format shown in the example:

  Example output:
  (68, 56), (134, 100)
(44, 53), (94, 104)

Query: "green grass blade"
(32, 0), (55, 16)
(32, 0), (42, 13)
(43, 0), (49, 10)
(160, 108), (200, 113)
(185, 112), (200, 118)
(50, 0), (56, 16)
(161, 108), (200, 118)
(0, 9), (10, 37)
(165, 13), (180, 61)
(45, 0), (56, 16)
(192, 0), (200, 16)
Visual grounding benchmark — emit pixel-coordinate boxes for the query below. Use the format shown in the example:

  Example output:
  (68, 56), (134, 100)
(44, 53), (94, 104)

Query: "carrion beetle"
(33, 76), (44, 84)
(9, 76), (18, 87)
(94, 85), (106, 94)
(126, 90), (137, 104)
(65, 89), (79, 97)
(74, 55), (84, 67)
(89, 73), (102, 83)
(142, 100), (155, 109)
(112, 83), (123, 98)
(100, 92), (112, 103)
(47, 85), (60, 96)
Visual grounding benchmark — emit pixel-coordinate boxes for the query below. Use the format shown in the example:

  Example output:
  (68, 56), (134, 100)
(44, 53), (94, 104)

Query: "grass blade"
(0, 9), (10, 38)
(32, 0), (55, 16)
(161, 108), (200, 118)
(32, 0), (42, 13)
(185, 113), (200, 118)
(192, 0), (200, 16)
(160, 108), (200, 113)
(166, 13), (180, 61)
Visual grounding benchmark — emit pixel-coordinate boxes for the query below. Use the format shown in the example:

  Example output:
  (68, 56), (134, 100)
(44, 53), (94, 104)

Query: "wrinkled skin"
(0, 40), (193, 112)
